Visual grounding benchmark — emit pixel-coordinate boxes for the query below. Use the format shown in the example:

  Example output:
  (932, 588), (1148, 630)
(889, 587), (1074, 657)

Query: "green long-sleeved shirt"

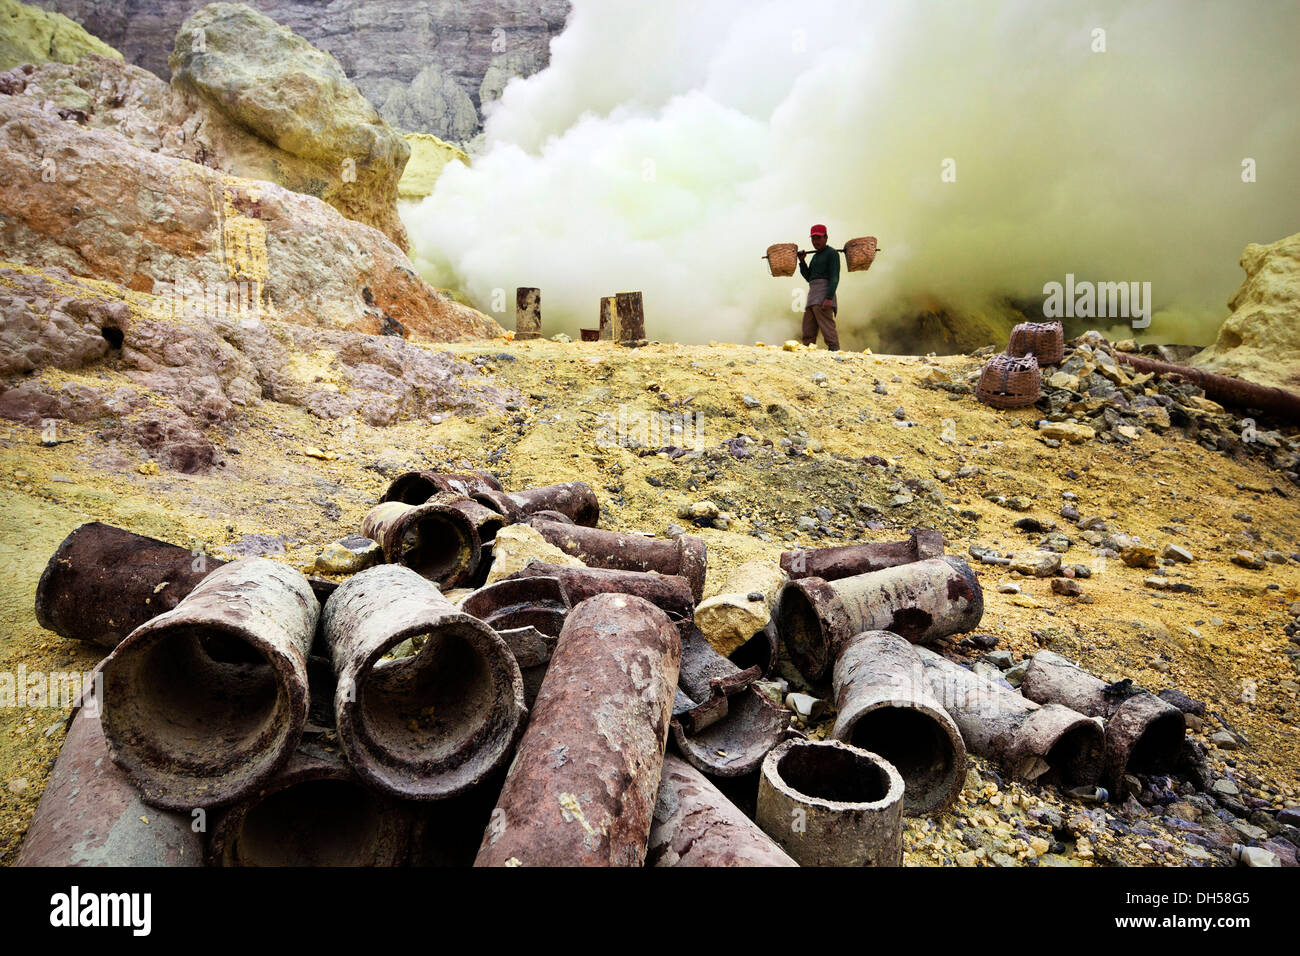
(798, 246), (840, 301)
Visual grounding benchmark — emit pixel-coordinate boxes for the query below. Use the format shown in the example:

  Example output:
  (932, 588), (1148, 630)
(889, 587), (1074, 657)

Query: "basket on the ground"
(977, 352), (1042, 409)
(843, 236), (878, 272)
(1008, 321), (1064, 366)
(766, 243), (798, 277)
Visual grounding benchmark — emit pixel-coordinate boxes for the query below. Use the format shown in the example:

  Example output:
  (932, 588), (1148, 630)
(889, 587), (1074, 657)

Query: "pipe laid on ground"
(35, 521), (224, 650)
(505, 561), (696, 632)
(648, 753), (798, 867)
(781, 529), (946, 581)
(831, 631), (966, 816)
(1020, 650), (1186, 790)
(99, 557), (317, 810)
(776, 556), (984, 682)
(323, 564), (525, 800)
(361, 500), (482, 588)
(381, 470), (502, 505)
(914, 646), (1104, 788)
(473, 480), (600, 527)
(755, 738), (904, 867)
(475, 593), (681, 867)
(1113, 349), (1300, 419)
(17, 679), (204, 866)
(207, 740), (414, 866)
(460, 575), (570, 707)
(525, 518), (707, 602)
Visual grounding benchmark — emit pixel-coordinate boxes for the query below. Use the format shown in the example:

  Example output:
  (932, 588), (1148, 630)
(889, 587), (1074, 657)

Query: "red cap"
(810, 224), (827, 237)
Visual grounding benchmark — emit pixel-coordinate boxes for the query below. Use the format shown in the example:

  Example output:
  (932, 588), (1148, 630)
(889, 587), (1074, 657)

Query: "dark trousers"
(801, 301), (840, 350)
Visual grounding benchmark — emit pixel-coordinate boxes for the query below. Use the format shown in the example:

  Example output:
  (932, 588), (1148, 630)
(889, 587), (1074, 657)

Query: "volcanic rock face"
(31, 0), (570, 141)
(0, 0), (121, 70)
(0, 264), (512, 471)
(1193, 232), (1300, 391)
(169, 3), (411, 249)
(0, 98), (500, 340)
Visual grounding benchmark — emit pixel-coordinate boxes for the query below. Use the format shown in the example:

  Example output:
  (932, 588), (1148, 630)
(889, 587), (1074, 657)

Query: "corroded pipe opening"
(1031, 710), (1108, 788)
(362, 501), (480, 587)
(777, 557), (984, 682)
(756, 738), (904, 867)
(208, 746), (412, 867)
(324, 565), (525, 800)
(844, 708), (960, 813)
(1020, 650), (1186, 789)
(100, 558), (316, 810)
(1126, 708), (1187, 775)
(915, 647), (1104, 789)
(831, 631), (965, 815)
(777, 741), (893, 804)
(381, 470), (503, 504)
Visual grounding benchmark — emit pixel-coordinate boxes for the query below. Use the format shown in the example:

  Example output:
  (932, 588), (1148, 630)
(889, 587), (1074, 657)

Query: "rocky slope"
(1, 336), (1297, 865)
(30, 0), (569, 141)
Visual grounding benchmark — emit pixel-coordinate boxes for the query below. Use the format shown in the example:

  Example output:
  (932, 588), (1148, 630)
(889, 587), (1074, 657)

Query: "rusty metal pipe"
(1114, 350), (1300, 419)
(1020, 650), (1186, 791)
(99, 557), (317, 810)
(915, 646), (1104, 788)
(781, 529), (946, 581)
(362, 500), (481, 588)
(671, 628), (790, 777)
(35, 522), (224, 650)
(17, 683), (204, 866)
(831, 631), (966, 816)
(505, 561), (696, 632)
(461, 575), (570, 706)
(322, 564), (526, 800)
(207, 741), (415, 866)
(649, 753), (798, 867)
(755, 738), (905, 867)
(473, 480), (600, 527)
(381, 470), (503, 504)
(525, 518), (707, 602)
(777, 556), (984, 683)
(475, 593), (681, 866)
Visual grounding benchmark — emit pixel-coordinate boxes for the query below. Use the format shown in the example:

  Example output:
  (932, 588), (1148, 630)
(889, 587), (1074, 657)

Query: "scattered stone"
(1232, 845), (1280, 867)
(1039, 422), (1095, 443)
(1212, 778), (1241, 798)
(1121, 545), (1158, 569)
(1209, 730), (1241, 751)
(1232, 551), (1266, 570)
(785, 693), (826, 721)
(1157, 688), (1206, 715)
(997, 581), (1021, 595)
(1162, 544), (1195, 563)
(1010, 551), (1062, 577)
(1051, 578), (1083, 597)
(314, 535), (382, 574)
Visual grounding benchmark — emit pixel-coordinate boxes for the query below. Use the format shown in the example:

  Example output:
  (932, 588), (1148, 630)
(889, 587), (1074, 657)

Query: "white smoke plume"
(402, 0), (1300, 348)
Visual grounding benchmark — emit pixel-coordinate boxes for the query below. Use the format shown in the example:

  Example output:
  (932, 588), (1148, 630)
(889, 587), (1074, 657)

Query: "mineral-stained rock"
(0, 0), (121, 71)
(1194, 231), (1300, 391)
(0, 99), (500, 341)
(32, 0), (570, 141)
(483, 523), (585, 584)
(1039, 421), (1095, 444)
(169, 3), (410, 249)
(1009, 550), (1062, 577)
(0, 264), (513, 467)
(398, 132), (470, 200)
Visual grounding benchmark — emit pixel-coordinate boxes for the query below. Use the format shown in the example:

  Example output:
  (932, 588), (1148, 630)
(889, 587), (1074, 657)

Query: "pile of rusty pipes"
(22, 481), (1184, 867)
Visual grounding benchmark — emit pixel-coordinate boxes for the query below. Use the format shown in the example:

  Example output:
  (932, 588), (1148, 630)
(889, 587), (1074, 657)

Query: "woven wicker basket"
(1008, 321), (1064, 366)
(977, 353), (1042, 409)
(843, 236), (878, 272)
(766, 243), (798, 277)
